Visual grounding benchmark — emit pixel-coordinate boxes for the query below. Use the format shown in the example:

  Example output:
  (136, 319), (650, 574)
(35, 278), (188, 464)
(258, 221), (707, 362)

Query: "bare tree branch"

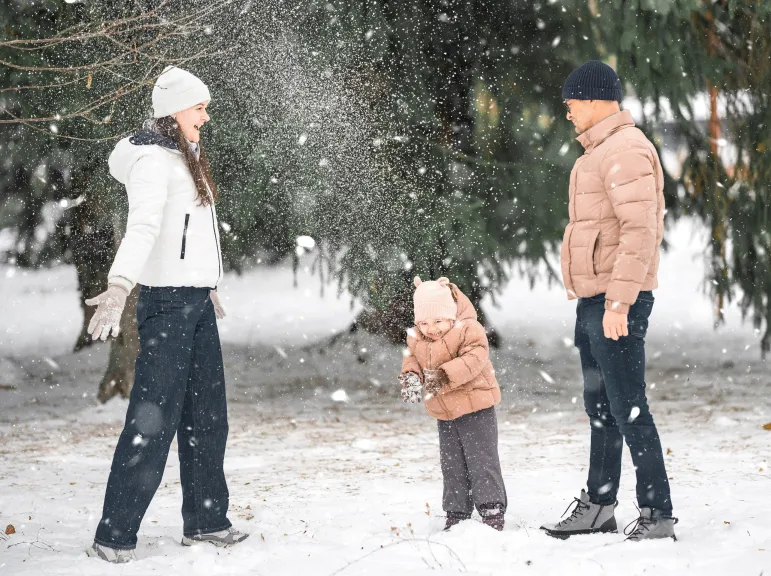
(0, 75), (86, 93)
(0, 0), (236, 139)
(0, 0), (176, 49)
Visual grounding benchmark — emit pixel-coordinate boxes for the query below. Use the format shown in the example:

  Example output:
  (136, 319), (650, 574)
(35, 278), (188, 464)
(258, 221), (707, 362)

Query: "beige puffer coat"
(560, 109), (665, 314)
(400, 284), (501, 421)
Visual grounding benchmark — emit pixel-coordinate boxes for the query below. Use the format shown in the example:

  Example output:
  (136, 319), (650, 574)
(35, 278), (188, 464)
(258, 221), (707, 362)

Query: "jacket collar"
(129, 129), (179, 151)
(576, 109), (635, 152)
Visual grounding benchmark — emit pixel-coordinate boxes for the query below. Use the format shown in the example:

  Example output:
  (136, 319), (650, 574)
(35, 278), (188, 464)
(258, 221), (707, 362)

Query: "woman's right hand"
(85, 285), (129, 341)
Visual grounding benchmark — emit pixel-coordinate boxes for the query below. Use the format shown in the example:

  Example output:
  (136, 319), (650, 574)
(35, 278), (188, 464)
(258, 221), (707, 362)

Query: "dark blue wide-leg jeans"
(94, 286), (231, 550)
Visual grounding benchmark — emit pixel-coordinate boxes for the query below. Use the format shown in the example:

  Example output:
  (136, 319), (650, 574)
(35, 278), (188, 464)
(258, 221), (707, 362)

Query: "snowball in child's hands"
(399, 371), (423, 404)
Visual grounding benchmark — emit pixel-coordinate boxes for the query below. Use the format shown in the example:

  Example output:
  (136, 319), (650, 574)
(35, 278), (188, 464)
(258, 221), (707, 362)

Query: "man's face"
(565, 99), (595, 134)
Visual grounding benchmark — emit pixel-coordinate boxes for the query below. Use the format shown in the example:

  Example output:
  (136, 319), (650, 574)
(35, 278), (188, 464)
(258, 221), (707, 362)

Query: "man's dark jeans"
(575, 291), (673, 516)
(94, 286), (231, 550)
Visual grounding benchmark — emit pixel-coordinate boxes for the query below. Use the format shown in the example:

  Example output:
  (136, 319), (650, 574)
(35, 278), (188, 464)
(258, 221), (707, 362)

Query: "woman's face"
(172, 100), (210, 143)
(417, 318), (455, 341)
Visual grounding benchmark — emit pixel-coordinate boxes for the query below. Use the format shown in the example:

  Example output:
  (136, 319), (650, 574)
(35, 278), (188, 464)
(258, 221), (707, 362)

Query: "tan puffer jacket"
(560, 109), (665, 314)
(401, 284), (501, 421)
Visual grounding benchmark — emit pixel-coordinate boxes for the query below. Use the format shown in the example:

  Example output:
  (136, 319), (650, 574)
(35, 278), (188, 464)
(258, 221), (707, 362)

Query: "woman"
(86, 66), (247, 563)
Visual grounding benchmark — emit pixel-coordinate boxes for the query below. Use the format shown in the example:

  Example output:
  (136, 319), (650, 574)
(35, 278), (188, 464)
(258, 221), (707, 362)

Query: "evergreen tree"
(592, 0), (771, 353)
(0, 0), (297, 400)
(291, 0), (598, 343)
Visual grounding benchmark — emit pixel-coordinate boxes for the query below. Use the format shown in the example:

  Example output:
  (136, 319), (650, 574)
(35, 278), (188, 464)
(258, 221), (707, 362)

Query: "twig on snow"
(6, 529), (59, 556)
(328, 534), (466, 575)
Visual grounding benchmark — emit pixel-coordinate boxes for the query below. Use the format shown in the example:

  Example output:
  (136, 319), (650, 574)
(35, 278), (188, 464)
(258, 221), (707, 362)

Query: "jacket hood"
(129, 129), (178, 150)
(108, 129), (178, 185)
(450, 283), (477, 323)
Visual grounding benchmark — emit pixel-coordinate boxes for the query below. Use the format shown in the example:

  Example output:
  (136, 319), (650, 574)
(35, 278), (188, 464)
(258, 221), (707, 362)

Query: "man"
(540, 60), (677, 541)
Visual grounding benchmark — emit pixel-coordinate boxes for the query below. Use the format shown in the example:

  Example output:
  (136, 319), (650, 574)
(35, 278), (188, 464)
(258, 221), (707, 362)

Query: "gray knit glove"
(399, 371), (423, 404)
(85, 284), (129, 341)
(422, 368), (449, 396)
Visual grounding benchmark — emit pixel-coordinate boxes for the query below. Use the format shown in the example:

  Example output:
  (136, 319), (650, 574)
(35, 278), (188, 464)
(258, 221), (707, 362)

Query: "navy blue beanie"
(562, 61), (623, 103)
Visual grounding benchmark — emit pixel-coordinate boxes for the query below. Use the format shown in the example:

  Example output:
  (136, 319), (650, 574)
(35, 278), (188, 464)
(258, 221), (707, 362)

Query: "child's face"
(417, 318), (454, 341)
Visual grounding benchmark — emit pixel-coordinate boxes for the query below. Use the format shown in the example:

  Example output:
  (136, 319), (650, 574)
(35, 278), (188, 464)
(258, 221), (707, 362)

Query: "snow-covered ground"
(1, 218), (770, 575)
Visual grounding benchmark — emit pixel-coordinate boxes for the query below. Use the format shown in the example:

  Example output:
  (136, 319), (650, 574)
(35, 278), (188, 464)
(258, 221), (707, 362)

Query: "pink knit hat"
(413, 276), (457, 323)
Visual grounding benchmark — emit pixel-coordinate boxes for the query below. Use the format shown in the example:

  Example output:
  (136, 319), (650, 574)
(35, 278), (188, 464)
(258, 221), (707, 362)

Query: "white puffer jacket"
(107, 131), (223, 291)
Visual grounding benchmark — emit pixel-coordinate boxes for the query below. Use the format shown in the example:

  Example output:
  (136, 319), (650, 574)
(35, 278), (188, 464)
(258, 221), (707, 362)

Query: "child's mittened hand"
(422, 368), (448, 395)
(399, 372), (423, 404)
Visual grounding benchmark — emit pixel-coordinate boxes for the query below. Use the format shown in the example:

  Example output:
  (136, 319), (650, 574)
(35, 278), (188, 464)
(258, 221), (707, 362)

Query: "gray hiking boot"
(86, 542), (137, 563)
(540, 489), (617, 539)
(625, 507), (678, 541)
(181, 527), (249, 547)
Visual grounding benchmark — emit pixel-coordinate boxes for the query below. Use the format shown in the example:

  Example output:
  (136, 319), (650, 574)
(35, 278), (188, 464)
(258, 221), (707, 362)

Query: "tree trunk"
(354, 271), (416, 345)
(97, 285), (140, 402)
(69, 160), (115, 352)
(350, 0), (499, 347)
(68, 159), (141, 401)
(71, 207), (115, 352)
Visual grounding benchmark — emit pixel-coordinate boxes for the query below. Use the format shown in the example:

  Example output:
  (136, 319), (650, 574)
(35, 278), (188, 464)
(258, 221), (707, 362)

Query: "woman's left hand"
(210, 290), (226, 320)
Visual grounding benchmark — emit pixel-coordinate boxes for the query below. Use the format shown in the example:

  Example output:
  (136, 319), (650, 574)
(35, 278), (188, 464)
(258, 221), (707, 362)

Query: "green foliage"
(597, 0), (771, 352)
(288, 0), (598, 317)
(5, 0), (771, 352)
(0, 0), (296, 270)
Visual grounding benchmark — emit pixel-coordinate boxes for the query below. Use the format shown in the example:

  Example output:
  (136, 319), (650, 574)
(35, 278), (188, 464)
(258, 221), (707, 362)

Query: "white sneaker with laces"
(86, 542), (137, 563)
(181, 527), (249, 547)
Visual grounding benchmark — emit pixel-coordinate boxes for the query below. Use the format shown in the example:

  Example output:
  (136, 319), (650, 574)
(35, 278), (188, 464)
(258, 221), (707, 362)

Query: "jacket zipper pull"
(180, 214), (190, 259)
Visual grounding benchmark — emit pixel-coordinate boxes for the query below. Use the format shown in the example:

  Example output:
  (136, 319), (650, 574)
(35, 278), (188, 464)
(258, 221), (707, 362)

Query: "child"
(399, 276), (507, 531)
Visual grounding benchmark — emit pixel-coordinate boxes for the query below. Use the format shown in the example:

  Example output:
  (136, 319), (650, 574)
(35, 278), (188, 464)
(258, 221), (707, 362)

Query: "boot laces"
(624, 504), (653, 539)
(557, 496), (590, 527)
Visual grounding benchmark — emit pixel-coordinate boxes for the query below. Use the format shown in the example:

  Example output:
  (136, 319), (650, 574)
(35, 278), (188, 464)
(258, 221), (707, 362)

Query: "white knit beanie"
(413, 276), (457, 323)
(152, 66), (211, 118)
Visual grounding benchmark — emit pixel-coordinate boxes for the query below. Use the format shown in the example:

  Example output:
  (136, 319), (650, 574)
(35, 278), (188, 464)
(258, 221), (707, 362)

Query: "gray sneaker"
(86, 542), (137, 563)
(540, 489), (618, 539)
(625, 507), (678, 541)
(181, 527), (249, 548)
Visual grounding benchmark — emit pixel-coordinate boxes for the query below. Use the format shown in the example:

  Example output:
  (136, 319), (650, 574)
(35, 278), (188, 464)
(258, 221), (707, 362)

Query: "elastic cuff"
(108, 276), (134, 294)
(604, 299), (630, 314)
(479, 504), (506, 517)
(446, 511), (472, 520)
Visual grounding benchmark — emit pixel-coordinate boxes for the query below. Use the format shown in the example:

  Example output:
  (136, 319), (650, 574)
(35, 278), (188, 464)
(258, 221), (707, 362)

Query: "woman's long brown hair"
(154, 116), (218, 206)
